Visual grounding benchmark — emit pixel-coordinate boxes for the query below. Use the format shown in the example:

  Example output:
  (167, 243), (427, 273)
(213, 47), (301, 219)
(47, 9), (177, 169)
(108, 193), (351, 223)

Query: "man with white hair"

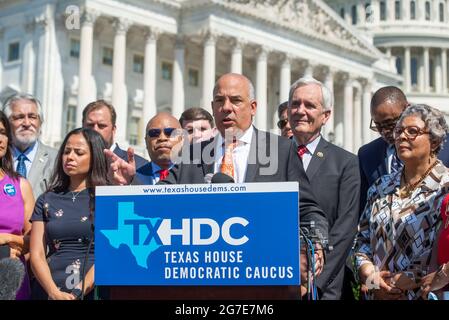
(2, 93), (57, 198)
(288, 77), (360, 299)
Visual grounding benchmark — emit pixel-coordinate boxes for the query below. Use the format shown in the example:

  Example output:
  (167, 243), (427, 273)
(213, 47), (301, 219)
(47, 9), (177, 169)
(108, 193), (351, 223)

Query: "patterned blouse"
(354, 160), (449, 300)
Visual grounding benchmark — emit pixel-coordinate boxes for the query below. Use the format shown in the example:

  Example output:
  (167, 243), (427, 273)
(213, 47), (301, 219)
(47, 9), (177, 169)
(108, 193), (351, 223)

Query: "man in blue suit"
(135, 112), (183, 184)
(358, 86), (449, 215)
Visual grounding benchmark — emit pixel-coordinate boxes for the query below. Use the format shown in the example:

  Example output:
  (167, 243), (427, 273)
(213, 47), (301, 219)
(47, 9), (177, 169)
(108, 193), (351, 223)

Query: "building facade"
(327, 0), (449, 111)
(0, 0), (400, 156)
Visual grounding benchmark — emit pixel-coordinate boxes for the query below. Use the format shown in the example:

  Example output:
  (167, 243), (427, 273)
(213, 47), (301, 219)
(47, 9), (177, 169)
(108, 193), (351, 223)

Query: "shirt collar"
(294, 134), (321, 154)
(150, 162), (173, 175)
(12, 141), (38, 161)
(216, 125), (254, 147)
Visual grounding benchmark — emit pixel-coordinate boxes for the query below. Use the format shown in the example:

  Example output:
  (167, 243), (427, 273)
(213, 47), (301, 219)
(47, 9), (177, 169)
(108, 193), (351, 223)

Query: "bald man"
(135, 112), (184, 184)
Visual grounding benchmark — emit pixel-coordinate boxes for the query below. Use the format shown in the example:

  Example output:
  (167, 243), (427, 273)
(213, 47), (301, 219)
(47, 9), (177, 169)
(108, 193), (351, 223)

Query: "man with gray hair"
(288, 77), (360, 299)
(2, 93), (57, 198)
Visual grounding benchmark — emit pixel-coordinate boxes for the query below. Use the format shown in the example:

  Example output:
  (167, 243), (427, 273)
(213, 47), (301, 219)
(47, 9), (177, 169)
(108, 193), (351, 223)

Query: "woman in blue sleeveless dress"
(30, 128), (109, 300)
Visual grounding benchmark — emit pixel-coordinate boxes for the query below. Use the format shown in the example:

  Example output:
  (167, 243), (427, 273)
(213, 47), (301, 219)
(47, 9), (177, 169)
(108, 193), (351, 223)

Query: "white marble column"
(323, 68), (335, 141)
(112, 18), (131, 145)
(361, 79), (372, 145)
(418, 0), (426, 20)
(402, 0), (410, 20)
(424, 47), (430, 92)
(404, 47), (411, 92)
(387, 0), (395, 21)
(302, 61), (314, 77)
(0, 27), (3, 91)
(442, 48), (448, 93)
(353, 87), (362, 151)
(279, 54), (291, 103)
(21, 17), (35, 94)
(202, 32), (216, 112)
(435, 50), (443, 93)
(141, 27), (159, 146)
(231, 39), (244, 74)
(343, 75), (354, 152)
(77, 10), (98, 126)
(418, 50), (425, 92)
(256, 47), (268, 131)
(370, 0), (380, 24)
(172, 36), (185, 118)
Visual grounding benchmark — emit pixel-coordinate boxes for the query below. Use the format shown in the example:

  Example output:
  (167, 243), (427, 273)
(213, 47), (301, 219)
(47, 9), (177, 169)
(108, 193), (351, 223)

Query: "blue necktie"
(16, 154), (27, 178)
(390, 151), (403, 174)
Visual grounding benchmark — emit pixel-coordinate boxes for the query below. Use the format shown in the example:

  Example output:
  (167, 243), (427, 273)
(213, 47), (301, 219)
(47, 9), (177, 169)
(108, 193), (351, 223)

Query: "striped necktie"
(16, 153), (27, 178)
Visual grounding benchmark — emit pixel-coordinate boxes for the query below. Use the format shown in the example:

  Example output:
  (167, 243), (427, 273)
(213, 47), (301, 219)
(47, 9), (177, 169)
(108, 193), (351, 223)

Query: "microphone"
(211, 172), (235, 184)
(0, 258), (25, 300)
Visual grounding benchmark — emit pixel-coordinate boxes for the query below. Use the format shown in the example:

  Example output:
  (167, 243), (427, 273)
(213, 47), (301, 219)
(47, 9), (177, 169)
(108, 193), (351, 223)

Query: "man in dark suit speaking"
(105, 73), (328, 297)
(287, 77), (360, 299)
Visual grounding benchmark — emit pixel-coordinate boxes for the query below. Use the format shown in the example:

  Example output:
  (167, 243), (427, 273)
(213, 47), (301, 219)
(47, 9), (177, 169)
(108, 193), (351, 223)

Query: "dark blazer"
(113, 143), (149, 171)
(358, 137), (449, 215)
(135, 162), (155, 185)
(305, 138), (360, 300)
(159, 127), (328, 237)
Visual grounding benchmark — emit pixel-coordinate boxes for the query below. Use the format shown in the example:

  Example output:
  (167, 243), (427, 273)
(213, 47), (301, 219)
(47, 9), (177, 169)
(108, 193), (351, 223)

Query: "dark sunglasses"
(277, 119), (288, 129)
(369, 117), (400, 132)
(147, 127), (180, 138)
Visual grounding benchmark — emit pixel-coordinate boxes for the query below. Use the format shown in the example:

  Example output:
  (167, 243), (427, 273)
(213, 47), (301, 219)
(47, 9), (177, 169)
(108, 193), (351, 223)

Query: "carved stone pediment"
(217, 0), (377, 58)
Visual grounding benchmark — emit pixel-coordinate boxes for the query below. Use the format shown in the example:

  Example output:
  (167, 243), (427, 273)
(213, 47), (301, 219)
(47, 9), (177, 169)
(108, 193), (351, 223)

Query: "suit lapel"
(244, 128), (260, 182)
(306, 138), (328, 180)
(28, 142), (48, 185)
(201, 137), (217, 176)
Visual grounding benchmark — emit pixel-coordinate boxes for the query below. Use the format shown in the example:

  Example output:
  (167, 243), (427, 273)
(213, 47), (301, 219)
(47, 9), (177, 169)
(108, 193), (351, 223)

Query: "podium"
(107, 285), (301, 300)
(95, 183), (301, 300)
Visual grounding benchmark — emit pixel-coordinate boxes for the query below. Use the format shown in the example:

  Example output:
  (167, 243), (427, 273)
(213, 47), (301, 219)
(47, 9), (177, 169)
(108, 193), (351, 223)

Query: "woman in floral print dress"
(30, 128), (109, 300)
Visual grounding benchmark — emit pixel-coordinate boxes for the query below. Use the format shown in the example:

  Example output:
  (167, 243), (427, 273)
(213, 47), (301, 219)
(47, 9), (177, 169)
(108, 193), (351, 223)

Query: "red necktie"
(297, 145), (308, 159)
(159, 169), (169, 181)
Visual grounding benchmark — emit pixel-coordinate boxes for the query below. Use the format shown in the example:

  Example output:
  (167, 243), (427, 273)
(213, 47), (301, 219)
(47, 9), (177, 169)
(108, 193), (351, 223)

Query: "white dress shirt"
(294, 135), (321, 172)
(213, 126), (254, 183)
(12, 141), (38, 177)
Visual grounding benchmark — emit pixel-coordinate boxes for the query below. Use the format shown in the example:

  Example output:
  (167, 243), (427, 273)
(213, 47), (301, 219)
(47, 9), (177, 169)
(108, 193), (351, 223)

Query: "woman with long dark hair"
(0, 110), (35, 299)
(30, 128), (109, 300)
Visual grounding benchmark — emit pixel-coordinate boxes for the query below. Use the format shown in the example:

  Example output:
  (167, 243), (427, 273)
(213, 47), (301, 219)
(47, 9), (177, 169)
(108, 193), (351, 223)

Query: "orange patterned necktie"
(220, 140), (236, 179)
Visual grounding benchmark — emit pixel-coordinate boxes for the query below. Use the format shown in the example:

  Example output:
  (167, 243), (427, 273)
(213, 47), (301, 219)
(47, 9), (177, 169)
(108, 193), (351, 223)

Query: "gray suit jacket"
(306, 138), (360, 300)
(159, 127), (328, 238)
(28, 141), (58, 199)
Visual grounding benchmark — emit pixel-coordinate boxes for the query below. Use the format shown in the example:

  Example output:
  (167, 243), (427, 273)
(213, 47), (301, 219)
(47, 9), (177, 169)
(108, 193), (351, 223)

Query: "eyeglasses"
(393, 126), (429, 140)
(147, 128), (181, 138)
(369, 117), (400, 132)
(277, 119), (288, 129)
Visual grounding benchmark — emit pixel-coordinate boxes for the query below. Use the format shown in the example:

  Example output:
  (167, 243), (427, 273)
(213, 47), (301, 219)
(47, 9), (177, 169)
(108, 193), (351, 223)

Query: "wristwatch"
(71, 288), (83, 300)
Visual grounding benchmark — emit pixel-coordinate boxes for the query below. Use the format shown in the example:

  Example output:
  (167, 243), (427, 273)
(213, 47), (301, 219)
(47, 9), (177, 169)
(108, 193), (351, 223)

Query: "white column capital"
(113, 18), (132, 35)
(174, 35), (185, 49)
(201, 30), (218, 45)
(34, 13), (50, 31)
(358, 77), (373, 90)
(231, 37), (247, 50)
(256, 46), (270, 59)
(81, 9), (100, 27)
(144, 27), (161, 42)
(280, 53), (294, 65)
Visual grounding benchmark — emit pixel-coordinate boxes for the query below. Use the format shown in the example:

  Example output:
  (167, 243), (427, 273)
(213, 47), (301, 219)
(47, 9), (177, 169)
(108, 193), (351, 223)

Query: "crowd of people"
(0, 72), (448, 300)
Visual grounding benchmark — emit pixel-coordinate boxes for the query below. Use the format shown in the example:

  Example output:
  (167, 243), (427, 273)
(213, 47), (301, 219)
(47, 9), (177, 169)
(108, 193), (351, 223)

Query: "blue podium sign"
(95, 182), (300, 286)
